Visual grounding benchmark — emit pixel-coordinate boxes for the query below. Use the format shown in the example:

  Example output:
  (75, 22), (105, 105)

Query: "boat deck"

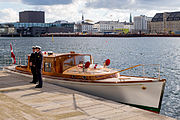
(7, 65), (159, 83)
(64, 65), (159, 82)
(64, 65), (117, 76)
(0, 70), (174, 120)
(97, 76), (158, 83)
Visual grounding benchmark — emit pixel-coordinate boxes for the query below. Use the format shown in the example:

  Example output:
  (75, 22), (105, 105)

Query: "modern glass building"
(1, 22), (74, 29)
(13, 23), (62, 28)
(0, 22), (75, 36)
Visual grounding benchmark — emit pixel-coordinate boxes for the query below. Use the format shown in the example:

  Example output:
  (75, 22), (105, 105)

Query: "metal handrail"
(0, 55), (28, 67)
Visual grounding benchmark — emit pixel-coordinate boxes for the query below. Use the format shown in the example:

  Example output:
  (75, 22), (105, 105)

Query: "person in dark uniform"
(30, 46), (37, 84)
(35, 46), (43, 88)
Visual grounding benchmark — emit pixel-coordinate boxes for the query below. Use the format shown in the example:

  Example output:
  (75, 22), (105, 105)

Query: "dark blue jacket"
(30, 52), (37, 66)
(36, 51), (43, 69)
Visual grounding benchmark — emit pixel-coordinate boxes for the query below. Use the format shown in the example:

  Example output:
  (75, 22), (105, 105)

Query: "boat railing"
(116, 64), (161, 80)
(0, 55), (28, 69)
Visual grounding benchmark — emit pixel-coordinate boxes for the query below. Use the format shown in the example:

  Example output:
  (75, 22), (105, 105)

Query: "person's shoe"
(30, 81), (36, 84)
(35, 85), (42, 88)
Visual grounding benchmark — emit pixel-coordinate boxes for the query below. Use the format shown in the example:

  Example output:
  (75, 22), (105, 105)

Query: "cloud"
(0, 0), (180, 23)
(87, 0), (180, 10)
(0, 0), (20, 2)
(22, 0), (73, 5)
(27, 0), (179, 23)
(0, 8), (18, 23)
(31, 0), (88, 22)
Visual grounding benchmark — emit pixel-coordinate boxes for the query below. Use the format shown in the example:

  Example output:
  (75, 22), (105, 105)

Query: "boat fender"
(104, 59), (110, 68)
(85, 61), (90, 68)
(105, 59), (110, 66)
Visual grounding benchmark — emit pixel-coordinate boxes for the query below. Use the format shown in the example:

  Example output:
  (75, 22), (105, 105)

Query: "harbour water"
(0, 37), (180, 119)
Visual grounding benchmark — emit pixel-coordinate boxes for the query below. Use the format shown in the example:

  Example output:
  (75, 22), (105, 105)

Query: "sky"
(0, 0), (180, 23)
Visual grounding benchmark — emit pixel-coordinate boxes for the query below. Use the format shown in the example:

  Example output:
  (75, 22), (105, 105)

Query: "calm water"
(0, 37), (180, 119)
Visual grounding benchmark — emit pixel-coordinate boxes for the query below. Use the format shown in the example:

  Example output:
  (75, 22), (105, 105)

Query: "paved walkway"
(0, 71), (176, 120)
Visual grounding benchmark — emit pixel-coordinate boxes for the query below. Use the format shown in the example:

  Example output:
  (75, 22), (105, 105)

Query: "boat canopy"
(30, 52), (93, 74)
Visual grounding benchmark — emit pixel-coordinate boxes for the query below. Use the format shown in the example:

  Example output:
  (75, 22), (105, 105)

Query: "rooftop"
(167, 12), (180, 21)
(151, 13), (163, 22)
(152, 11), (180, 22)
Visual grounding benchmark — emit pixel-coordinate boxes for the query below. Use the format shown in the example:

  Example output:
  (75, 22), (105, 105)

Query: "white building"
(134, 15), (148, 32)
(93, 21), (125, 33)
(81, 22), (94, 33)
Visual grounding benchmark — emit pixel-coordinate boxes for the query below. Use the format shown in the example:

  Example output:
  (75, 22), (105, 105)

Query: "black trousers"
(36, 68), (43, 87)
(31, 67), (37, 83)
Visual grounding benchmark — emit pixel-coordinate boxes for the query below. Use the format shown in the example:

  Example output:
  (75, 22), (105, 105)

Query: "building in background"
(0, 21), (75, 36)
(47, 22), (75, 33)
(151, 13), (165, 34)
(124, 22), (134, 33)
(0, 11), (75, 36)
(81, 22), (93, 33)
(134, 15), (148, 33)
(93, 21), (125, 33)
(151, 12), (180, 34)
(93, 21), (134, 34)
(146, 17), (152, 33)
(2, 10), (180, 36)
(74, 14), (94, 34)
(130, 13), (132, 23)
(0, 24), (17, 36)
(19, 11), (45, 23)
(74, 23), (82, 33)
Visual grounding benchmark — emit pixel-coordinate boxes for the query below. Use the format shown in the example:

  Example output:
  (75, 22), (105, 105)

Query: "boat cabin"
(16, 51), (118, 80)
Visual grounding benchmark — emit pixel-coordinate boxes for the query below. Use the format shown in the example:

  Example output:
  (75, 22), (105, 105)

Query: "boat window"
(63, 57), (75, 71)
(75, 56), (84, 65)
(63, 55), (91, 71)
(75, 55), (91, 65)
(44, 62), (52, 72)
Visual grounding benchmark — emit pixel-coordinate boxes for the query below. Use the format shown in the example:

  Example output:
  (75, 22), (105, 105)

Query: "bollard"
(73, 94), (77, 110)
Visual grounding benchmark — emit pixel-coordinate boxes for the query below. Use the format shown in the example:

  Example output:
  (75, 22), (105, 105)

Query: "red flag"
(10, 43), (16, 64)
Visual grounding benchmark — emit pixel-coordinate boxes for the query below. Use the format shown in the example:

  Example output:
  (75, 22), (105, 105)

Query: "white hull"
(45, 77), (165, 111)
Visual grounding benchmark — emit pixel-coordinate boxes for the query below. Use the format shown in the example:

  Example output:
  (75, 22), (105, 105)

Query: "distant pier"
(1, 33), (180, 37)
(41, 33), (180, 37)
(0, 70), (176, 120)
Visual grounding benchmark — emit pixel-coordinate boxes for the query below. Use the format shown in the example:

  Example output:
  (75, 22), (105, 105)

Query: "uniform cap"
(32, 46), (36, 49)
(36, 46), (41, 49)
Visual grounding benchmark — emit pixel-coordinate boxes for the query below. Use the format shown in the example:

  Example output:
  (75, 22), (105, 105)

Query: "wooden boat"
(7, 51), (166, 113)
